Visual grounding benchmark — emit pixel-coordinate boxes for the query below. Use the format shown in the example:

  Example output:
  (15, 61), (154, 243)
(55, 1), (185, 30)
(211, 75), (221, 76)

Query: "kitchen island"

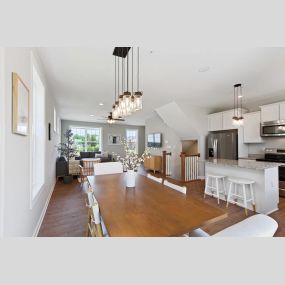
(205, 158), (283, 214)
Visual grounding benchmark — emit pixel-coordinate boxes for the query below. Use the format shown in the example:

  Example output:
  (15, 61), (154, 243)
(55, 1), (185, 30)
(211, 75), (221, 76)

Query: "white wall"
(61, 120), (145, 156)
(0, 47), (5, 236)
(1, 48), (60, 237)
(145, 113), (182, 178)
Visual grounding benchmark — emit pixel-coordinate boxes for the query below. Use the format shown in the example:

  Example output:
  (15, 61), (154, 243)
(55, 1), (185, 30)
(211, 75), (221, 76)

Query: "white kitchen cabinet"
(279, 102), (285, 121)
(243, 111), (264, 143)
(208, 113), (223, 131)
(260, 103), (279, 122)
(222, 110), (235, 130)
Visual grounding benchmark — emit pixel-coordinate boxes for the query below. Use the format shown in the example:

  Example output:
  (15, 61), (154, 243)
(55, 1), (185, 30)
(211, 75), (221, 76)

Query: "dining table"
(87, 173), (227, 237)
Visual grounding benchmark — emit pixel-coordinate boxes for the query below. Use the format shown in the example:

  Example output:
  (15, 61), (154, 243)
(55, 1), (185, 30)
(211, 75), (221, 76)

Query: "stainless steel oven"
(261, 120), (285, 137)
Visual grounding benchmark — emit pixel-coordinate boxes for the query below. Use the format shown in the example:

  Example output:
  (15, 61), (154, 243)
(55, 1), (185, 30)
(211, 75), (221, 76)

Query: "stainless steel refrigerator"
(207, 129), (238, 160)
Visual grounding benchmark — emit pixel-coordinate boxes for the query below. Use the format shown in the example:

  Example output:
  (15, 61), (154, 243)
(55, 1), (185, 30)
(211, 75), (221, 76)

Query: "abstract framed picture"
(108, 134), (121, 145)
(12, 72), (29, 136)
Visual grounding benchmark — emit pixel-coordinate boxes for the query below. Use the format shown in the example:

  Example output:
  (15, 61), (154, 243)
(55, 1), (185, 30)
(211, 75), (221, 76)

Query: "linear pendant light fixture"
(111, 47), (143, 121)
(232, 83), (244, 126)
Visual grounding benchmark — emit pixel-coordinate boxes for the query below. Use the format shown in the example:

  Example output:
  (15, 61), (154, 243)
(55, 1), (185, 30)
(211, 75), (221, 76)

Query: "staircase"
(155, 101), (209, 180)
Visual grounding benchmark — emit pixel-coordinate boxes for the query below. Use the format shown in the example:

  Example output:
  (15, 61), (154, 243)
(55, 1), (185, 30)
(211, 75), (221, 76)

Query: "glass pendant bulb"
(134, 91), (143, 110)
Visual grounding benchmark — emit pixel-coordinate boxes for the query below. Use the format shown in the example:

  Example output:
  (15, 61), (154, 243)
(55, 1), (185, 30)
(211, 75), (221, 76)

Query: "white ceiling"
(37, 47), (285, 126)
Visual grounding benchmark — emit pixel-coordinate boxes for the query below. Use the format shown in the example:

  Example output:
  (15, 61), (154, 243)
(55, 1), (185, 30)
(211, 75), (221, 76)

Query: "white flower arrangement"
(113, 137), (151, 171)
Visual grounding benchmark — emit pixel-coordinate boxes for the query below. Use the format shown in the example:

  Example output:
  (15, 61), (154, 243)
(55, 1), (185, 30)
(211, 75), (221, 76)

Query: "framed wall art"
(108, 134), (121, 145)
(12, 72), (29, 136)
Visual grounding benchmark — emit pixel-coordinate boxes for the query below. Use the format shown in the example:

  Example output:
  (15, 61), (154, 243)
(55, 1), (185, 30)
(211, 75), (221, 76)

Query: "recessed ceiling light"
(90, 114), (95, 117)
(99, 103), (104, 106)
(198, 66), (210, 72)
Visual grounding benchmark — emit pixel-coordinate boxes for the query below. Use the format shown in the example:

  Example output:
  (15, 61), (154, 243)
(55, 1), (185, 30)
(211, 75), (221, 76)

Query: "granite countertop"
(205, 158), (284, 170)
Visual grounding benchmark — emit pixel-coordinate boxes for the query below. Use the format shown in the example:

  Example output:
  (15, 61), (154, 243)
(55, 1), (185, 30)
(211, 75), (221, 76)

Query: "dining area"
(84, 160), (278, 238)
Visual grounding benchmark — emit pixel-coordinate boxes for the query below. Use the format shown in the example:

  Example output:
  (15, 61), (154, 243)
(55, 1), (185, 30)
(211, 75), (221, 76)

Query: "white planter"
(126, 169), (136, 188)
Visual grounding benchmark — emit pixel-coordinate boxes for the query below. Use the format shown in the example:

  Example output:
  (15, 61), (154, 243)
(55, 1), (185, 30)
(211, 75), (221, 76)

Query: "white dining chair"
(188, 214), (278, 237)
(94, 162), (123, 176)
(85, 189), (108, 237)
(163, 180), (187, 194)
(147, 173), (163, 183)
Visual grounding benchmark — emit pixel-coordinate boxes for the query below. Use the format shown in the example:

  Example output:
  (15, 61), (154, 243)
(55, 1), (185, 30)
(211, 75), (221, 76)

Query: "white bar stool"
(226, 177), (256, 215)
(204, 174), (227, 204)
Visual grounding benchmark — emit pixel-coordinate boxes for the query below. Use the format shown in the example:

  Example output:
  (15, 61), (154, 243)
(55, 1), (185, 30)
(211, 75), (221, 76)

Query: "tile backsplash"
(248, 137), (285, 155)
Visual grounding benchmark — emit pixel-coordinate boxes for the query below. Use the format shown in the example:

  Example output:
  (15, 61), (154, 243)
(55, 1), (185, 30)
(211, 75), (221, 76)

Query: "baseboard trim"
(32, 182), (55, 237)
(266, 208), (279, 215)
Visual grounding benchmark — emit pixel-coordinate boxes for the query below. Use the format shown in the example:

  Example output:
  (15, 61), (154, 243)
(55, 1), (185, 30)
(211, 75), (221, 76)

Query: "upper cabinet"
(208, 108), (247, 132)
(279, 102), (285, 121)
(260, 103), (280, 122)
(243, 111), (264, 143)
(208, 113), (223, 131)
(222, 109), (235, 130)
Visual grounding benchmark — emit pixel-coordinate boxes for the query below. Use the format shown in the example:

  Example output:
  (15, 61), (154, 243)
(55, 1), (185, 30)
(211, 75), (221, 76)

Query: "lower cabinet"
(243, 111), (264, 143)
(144, 155), (162, 173)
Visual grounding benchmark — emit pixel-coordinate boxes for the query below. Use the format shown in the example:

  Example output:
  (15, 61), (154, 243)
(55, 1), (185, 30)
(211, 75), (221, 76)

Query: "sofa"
(76, 151), (113, 163)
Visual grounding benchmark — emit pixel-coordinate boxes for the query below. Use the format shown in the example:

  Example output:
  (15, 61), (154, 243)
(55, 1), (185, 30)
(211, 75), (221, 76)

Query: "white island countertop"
(205, 158), (284, 171)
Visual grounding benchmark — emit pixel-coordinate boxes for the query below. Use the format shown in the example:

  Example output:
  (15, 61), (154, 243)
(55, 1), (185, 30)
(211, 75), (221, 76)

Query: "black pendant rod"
(115, 56), (116, 102)
(137, 47), (140, 91)
(132, 47), (133, 94)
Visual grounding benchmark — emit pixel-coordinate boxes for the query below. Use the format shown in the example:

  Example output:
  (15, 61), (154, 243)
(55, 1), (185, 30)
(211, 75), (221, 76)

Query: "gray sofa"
(76, 151), (113, 164)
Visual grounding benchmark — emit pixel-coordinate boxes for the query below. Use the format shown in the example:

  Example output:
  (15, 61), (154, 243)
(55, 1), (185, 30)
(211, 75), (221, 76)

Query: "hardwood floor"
(38, 179), (87, 237)
(38, 174), (285, 237)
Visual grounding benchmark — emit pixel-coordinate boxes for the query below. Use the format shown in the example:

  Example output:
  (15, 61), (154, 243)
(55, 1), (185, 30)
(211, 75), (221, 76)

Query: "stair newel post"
(180, 152), (186, 182)
(162, 150), (167, 177)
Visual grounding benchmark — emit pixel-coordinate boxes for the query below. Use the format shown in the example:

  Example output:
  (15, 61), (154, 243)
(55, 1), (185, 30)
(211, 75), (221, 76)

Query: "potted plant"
(113, 137), (151, 188)
(57, 129), (77, 184)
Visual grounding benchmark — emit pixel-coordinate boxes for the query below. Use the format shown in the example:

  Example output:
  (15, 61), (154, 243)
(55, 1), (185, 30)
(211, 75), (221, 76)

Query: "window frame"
(126, 129), (139, 153)
(70, 126), (102, 153)
(30, 55), (46, 208)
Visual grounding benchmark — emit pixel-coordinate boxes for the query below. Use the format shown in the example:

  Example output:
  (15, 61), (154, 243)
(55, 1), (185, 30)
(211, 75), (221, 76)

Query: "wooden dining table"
(87, 173), (227, 237)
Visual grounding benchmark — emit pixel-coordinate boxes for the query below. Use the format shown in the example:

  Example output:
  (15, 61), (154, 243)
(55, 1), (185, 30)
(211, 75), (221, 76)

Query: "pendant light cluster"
(232, 83), (244, 126)
(111, 47), (143, 120)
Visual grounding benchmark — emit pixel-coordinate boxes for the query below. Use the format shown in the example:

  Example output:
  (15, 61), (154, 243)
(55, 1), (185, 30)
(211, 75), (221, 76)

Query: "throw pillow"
(101, 151), (109, 158)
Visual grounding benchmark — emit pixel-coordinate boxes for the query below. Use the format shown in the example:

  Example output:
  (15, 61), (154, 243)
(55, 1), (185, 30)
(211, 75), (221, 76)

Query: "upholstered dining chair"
(188, 214), (278, 237)
(147, 173), (163, 184)
(163, 180), (187, 194)
(85, 189), (108, 237)
(94, 162), (123, 176)
(88, 204), (109, 237)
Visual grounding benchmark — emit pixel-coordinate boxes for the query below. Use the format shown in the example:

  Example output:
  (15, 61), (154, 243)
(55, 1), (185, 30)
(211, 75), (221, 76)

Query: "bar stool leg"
(226, 181), (232, 207)
(250, 183), (256, 212)
(222, 177), (227, 201)
(204, 176), (209, 198)
(242, 184), (248, 216)
(215, 177), (220, 204)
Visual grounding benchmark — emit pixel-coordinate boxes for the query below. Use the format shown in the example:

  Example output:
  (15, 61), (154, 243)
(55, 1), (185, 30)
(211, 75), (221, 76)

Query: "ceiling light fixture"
(99, 103), (104, 106)
(198, 66), (210, 72)
(111, 47), (143, 120)
(232, 83), (244, 126)
(90, 114), (95, 117)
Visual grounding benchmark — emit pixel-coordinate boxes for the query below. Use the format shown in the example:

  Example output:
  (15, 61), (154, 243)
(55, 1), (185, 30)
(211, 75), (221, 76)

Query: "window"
(32, 65), (45, 199)
(53, 108), (57, 132)
(71, 127), (102, 154)
(126, 129), (138, 153)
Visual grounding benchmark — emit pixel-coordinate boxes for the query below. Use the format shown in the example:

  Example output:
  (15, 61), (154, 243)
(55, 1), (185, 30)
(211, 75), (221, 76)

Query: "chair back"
(163, 180), (187, 194)
(94, 162), (123, 176)
(82, 160), (98, 176)
(147, 173), (163, 184)
(89, 204), (104, 237)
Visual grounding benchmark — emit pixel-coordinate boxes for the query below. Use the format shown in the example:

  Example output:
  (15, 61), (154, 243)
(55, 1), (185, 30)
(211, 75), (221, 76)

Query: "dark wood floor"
(38, 174), (285, 237)
(38, 179), (87, 237)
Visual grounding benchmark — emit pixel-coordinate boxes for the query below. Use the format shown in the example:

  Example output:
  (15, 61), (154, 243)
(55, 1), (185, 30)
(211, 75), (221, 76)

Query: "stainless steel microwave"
(261, 120), (285, 137)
